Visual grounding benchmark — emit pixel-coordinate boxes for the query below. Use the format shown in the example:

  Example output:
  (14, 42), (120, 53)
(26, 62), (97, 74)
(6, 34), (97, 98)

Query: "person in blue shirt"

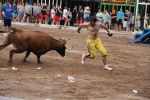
(1, 1), (12, 36)
(11, 2), (17, 21)
(117, 8), (124, 31)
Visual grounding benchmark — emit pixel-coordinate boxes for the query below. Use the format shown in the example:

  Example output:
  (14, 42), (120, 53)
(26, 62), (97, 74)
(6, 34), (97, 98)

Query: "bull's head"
(56, 38), (73, 57)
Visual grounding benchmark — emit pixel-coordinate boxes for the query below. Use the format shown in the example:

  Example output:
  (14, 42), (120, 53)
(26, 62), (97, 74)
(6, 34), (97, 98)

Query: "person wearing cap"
(77, 16), (113, 71)
(83, 6), (90, 22)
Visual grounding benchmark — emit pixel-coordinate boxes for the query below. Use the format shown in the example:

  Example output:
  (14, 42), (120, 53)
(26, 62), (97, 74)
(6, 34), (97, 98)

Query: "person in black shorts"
(1, 1), (12, 36)
(110, 10), (117, 30)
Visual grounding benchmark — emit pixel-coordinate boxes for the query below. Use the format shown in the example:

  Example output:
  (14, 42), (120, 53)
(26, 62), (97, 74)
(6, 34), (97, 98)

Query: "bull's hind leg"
(0, 44), (8, 50)
(37, 55), (42, 63)
(8, 49), (26, 66)
(23, 51), (31, 62)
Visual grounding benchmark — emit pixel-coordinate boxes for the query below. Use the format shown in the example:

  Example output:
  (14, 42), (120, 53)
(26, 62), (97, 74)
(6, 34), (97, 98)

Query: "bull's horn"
(66, 45), (74, 50)
(61, 38), (70, 41)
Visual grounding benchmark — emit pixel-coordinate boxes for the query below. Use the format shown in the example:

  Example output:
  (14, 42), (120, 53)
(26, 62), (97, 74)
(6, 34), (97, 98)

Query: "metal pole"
(134, 0), (139, 32)
(100, 0), (102, 10)
(144, 4), (147, 28)
(49, 0), (50, 9)
(52, 0), (54, 6)
(60, 0), (62, 8)
(41, 0), (42, 6)
(56, 0), (58, 8)
(45, 0), (46, 5)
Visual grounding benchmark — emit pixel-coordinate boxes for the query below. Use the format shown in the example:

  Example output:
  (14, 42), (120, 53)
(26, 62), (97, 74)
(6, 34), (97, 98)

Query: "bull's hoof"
(7, 59), (12, 66)
(38, 61), (43, 64)
(22, 59), (27, 62)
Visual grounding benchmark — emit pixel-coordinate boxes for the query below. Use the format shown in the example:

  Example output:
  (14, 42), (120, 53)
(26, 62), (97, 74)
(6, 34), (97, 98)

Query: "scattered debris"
(67, 76), (75, 82)
(57, 75), (61, 77)
(37, 67), (42, 70)
(12, 67), (18, 70)
(133, 90), (138, 94)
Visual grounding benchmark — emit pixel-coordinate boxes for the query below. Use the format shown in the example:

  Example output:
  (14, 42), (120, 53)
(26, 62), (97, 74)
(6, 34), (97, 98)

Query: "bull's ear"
(59, 39), (67, 44)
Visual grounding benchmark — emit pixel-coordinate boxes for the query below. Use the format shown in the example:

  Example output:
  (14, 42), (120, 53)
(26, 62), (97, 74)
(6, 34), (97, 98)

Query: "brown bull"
(0, 28), (68, 65)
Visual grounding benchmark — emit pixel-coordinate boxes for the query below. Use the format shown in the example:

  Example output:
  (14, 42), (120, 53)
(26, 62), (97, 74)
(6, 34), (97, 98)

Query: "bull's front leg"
(37, 54), (42, 63)
(23, 51), (31, 62)
(8, 49), (26, 66)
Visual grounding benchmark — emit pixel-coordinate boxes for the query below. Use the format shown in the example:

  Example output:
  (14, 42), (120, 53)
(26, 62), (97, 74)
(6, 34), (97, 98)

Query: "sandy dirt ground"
(0, 24), (150, 100)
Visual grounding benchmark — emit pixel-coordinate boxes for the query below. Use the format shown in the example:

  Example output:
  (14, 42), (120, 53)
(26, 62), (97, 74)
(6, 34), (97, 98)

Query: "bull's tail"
(10, 28), (23, 33)
(0, 28), (16, 51)
(0, 31), (5, 33)
(10, 28), (16, 33)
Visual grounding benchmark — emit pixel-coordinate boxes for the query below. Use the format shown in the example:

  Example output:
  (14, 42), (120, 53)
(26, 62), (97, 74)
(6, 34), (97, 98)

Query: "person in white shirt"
(21, 2), (32, 23)
(62, 6), (67, 21)
(32, 3), (37, 23)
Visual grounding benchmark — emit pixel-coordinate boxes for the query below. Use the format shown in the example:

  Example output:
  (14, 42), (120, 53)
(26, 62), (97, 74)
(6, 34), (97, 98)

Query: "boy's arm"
(99, 23), (113, 37)
(77, 23), (89, 33)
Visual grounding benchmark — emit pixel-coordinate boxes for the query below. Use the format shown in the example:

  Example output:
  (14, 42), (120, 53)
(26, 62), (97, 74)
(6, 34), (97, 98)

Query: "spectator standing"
(41, 3), (47, 24)
(96, 9), (103, 23)
(135, 12), (141, 32)
(1, 1), (12, 36)
(35, 3), (41, 26)
(64, 8), (72, 27)
(110, 10), (117, 30)
(143, 13), (148, 28)
(22, 2), (32, 23)
(117, 8), (124, 31)
(123, 10), (129, 31)
(32, 3), (37, 23)
(72, 6), (77, 25)
(62, 6), (67, 21)
(130, 12), (134, 31)
(15, 2), (24, 22)
(83, 6), (90, 23)
(76, 9), (84, 27)
(102, 10), (110, 29)
(126, 10), (132, 34)
(50, 6), (55, 25)
(54, 5), (62, 25)
(11, 2), (17, 21)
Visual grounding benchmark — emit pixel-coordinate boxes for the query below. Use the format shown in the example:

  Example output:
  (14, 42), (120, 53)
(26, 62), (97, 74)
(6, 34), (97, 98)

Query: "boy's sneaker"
(81, 54), (86, 64)
(104, 66), (113, 71)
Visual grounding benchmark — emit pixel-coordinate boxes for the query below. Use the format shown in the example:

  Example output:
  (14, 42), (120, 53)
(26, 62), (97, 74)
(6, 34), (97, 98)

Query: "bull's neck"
(49, 38), (62, 50)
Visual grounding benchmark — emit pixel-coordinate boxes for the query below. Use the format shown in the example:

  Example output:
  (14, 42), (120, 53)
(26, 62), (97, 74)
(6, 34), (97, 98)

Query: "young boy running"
(77, 16), (113, 70)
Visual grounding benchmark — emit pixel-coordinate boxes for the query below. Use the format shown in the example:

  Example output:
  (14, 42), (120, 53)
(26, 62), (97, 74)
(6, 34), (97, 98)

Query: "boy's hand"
(107, 33), (113, 37)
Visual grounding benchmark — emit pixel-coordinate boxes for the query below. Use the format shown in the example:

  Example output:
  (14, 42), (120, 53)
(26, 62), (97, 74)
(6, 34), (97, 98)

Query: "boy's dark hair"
(89, 16), (97, 22)
(6, 1), (10, 3)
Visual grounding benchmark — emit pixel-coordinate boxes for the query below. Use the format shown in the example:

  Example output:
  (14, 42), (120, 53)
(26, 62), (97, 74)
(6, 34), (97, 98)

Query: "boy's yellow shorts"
(86, 37), (107, 59)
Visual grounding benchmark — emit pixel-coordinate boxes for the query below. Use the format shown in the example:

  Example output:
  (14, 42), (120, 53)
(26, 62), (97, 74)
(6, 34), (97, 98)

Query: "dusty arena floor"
(0, 24), (150, 100)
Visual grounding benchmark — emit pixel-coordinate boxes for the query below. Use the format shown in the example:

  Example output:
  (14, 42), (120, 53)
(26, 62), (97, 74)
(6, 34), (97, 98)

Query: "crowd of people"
(0, 1), (150, 34)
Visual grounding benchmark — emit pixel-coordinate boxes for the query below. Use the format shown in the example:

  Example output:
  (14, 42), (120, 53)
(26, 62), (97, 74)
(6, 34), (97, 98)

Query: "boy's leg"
(81, 39), (96, 64)
(95, 38), (113, 70)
